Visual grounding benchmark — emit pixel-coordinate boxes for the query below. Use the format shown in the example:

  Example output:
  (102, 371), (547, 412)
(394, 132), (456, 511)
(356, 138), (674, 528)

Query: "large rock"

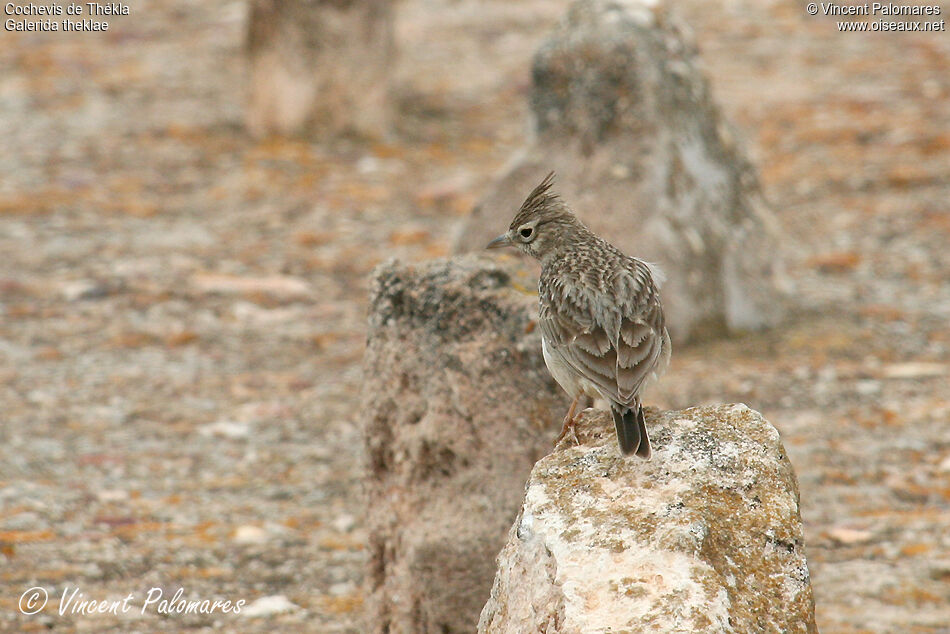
(478, 405), (817, 633)
(363, 257), (565, 633)
(245, 0), (394, 138)
(455, 0), (787, 343)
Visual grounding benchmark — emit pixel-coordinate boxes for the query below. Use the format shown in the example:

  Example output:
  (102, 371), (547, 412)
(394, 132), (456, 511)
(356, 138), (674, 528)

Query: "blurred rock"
(199, 420), (252, 439)
(60, 279), (112, 301)
(241, 594), (299, 617)
(332, 514), (356, 533)
(95, 489), (130, 503)
(455, 0), (787, 343)
(478, 405), (816, 634)
(363, 256), (564, 634)
(881, 362), (947, 379)
(189, 273), (312, 299)
(1, 511), (42, 530)
(233, 525), (270, 545)
(826, 527), (873, 545)
(245, 0), (394, 139)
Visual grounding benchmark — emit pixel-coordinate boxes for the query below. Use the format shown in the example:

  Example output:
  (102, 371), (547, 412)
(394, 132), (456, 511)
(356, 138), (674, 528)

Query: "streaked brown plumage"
(486, 172), (671, 458)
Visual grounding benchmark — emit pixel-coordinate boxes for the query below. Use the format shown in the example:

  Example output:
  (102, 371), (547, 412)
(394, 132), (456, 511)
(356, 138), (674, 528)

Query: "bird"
(486, 172), (671, 458)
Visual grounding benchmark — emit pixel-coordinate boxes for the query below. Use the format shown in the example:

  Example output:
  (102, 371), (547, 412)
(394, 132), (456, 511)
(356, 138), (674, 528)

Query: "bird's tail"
(611, 403), (652, 459)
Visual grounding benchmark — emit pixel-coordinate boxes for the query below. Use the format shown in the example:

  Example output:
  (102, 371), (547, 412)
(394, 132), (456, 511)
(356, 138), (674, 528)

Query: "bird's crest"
(510, 171), (560, 228)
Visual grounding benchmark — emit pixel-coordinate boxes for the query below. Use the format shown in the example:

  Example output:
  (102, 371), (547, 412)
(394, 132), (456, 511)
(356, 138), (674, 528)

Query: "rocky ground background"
(1, 0), (948, 632)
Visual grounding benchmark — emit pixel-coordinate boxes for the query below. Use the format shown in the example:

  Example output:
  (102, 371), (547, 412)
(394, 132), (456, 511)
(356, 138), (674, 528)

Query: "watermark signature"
(19, 585), (245, 616)
(804, 3), (946, 31)
(19, 587), (48, 615)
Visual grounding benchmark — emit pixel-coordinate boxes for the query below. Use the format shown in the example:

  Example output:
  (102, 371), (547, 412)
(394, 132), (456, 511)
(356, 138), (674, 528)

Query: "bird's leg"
(555, 396), (581, 447)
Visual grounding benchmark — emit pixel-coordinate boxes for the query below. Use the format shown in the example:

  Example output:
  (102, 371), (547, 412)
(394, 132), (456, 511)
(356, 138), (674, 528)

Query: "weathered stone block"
(479, 405), (817, 634)
(363, 256), (565, 633)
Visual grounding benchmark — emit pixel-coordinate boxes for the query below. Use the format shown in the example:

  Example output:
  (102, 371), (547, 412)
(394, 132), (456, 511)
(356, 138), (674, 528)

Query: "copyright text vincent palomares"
(805, 2), (946, 31)
(18, 585), (245, 617)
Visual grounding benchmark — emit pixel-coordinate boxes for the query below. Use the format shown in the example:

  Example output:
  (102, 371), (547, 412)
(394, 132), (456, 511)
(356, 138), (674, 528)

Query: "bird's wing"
(539, 264), (667, 406)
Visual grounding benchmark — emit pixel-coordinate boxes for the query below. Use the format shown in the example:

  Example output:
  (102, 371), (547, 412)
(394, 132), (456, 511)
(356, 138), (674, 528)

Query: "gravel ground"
(1, 1), (948, 632)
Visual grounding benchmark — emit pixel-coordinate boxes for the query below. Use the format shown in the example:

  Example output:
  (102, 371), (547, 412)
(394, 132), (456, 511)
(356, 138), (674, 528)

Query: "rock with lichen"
(478, 404), (817, 634)
(455, 0), (788, 343)
(363, 256), (565, 634)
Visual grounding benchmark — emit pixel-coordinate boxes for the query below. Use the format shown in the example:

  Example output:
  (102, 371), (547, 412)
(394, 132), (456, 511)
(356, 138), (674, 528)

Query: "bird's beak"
(485, 233), (512, 250)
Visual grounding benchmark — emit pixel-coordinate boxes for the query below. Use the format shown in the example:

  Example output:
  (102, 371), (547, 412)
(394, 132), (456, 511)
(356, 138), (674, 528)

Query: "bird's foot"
(554, 396), (581, 448)
(554, 418), (580, 448)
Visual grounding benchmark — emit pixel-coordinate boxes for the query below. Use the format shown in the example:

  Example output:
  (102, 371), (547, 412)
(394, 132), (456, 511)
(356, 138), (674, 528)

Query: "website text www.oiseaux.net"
(806, 3), (946, 32)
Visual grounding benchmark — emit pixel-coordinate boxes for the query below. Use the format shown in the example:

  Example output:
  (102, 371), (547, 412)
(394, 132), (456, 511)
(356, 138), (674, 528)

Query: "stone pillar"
(455, 0), (788, 343)
(363, 257), (565, 633)
(245, 0), (394, 138)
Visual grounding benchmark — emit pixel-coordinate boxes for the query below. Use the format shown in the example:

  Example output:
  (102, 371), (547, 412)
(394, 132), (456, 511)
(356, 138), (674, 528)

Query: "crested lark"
(486, 172), (671, 458)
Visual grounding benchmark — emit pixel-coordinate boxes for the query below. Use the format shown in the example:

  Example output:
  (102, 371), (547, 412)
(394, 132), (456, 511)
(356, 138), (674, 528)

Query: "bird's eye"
(519, 226), (534, 240)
